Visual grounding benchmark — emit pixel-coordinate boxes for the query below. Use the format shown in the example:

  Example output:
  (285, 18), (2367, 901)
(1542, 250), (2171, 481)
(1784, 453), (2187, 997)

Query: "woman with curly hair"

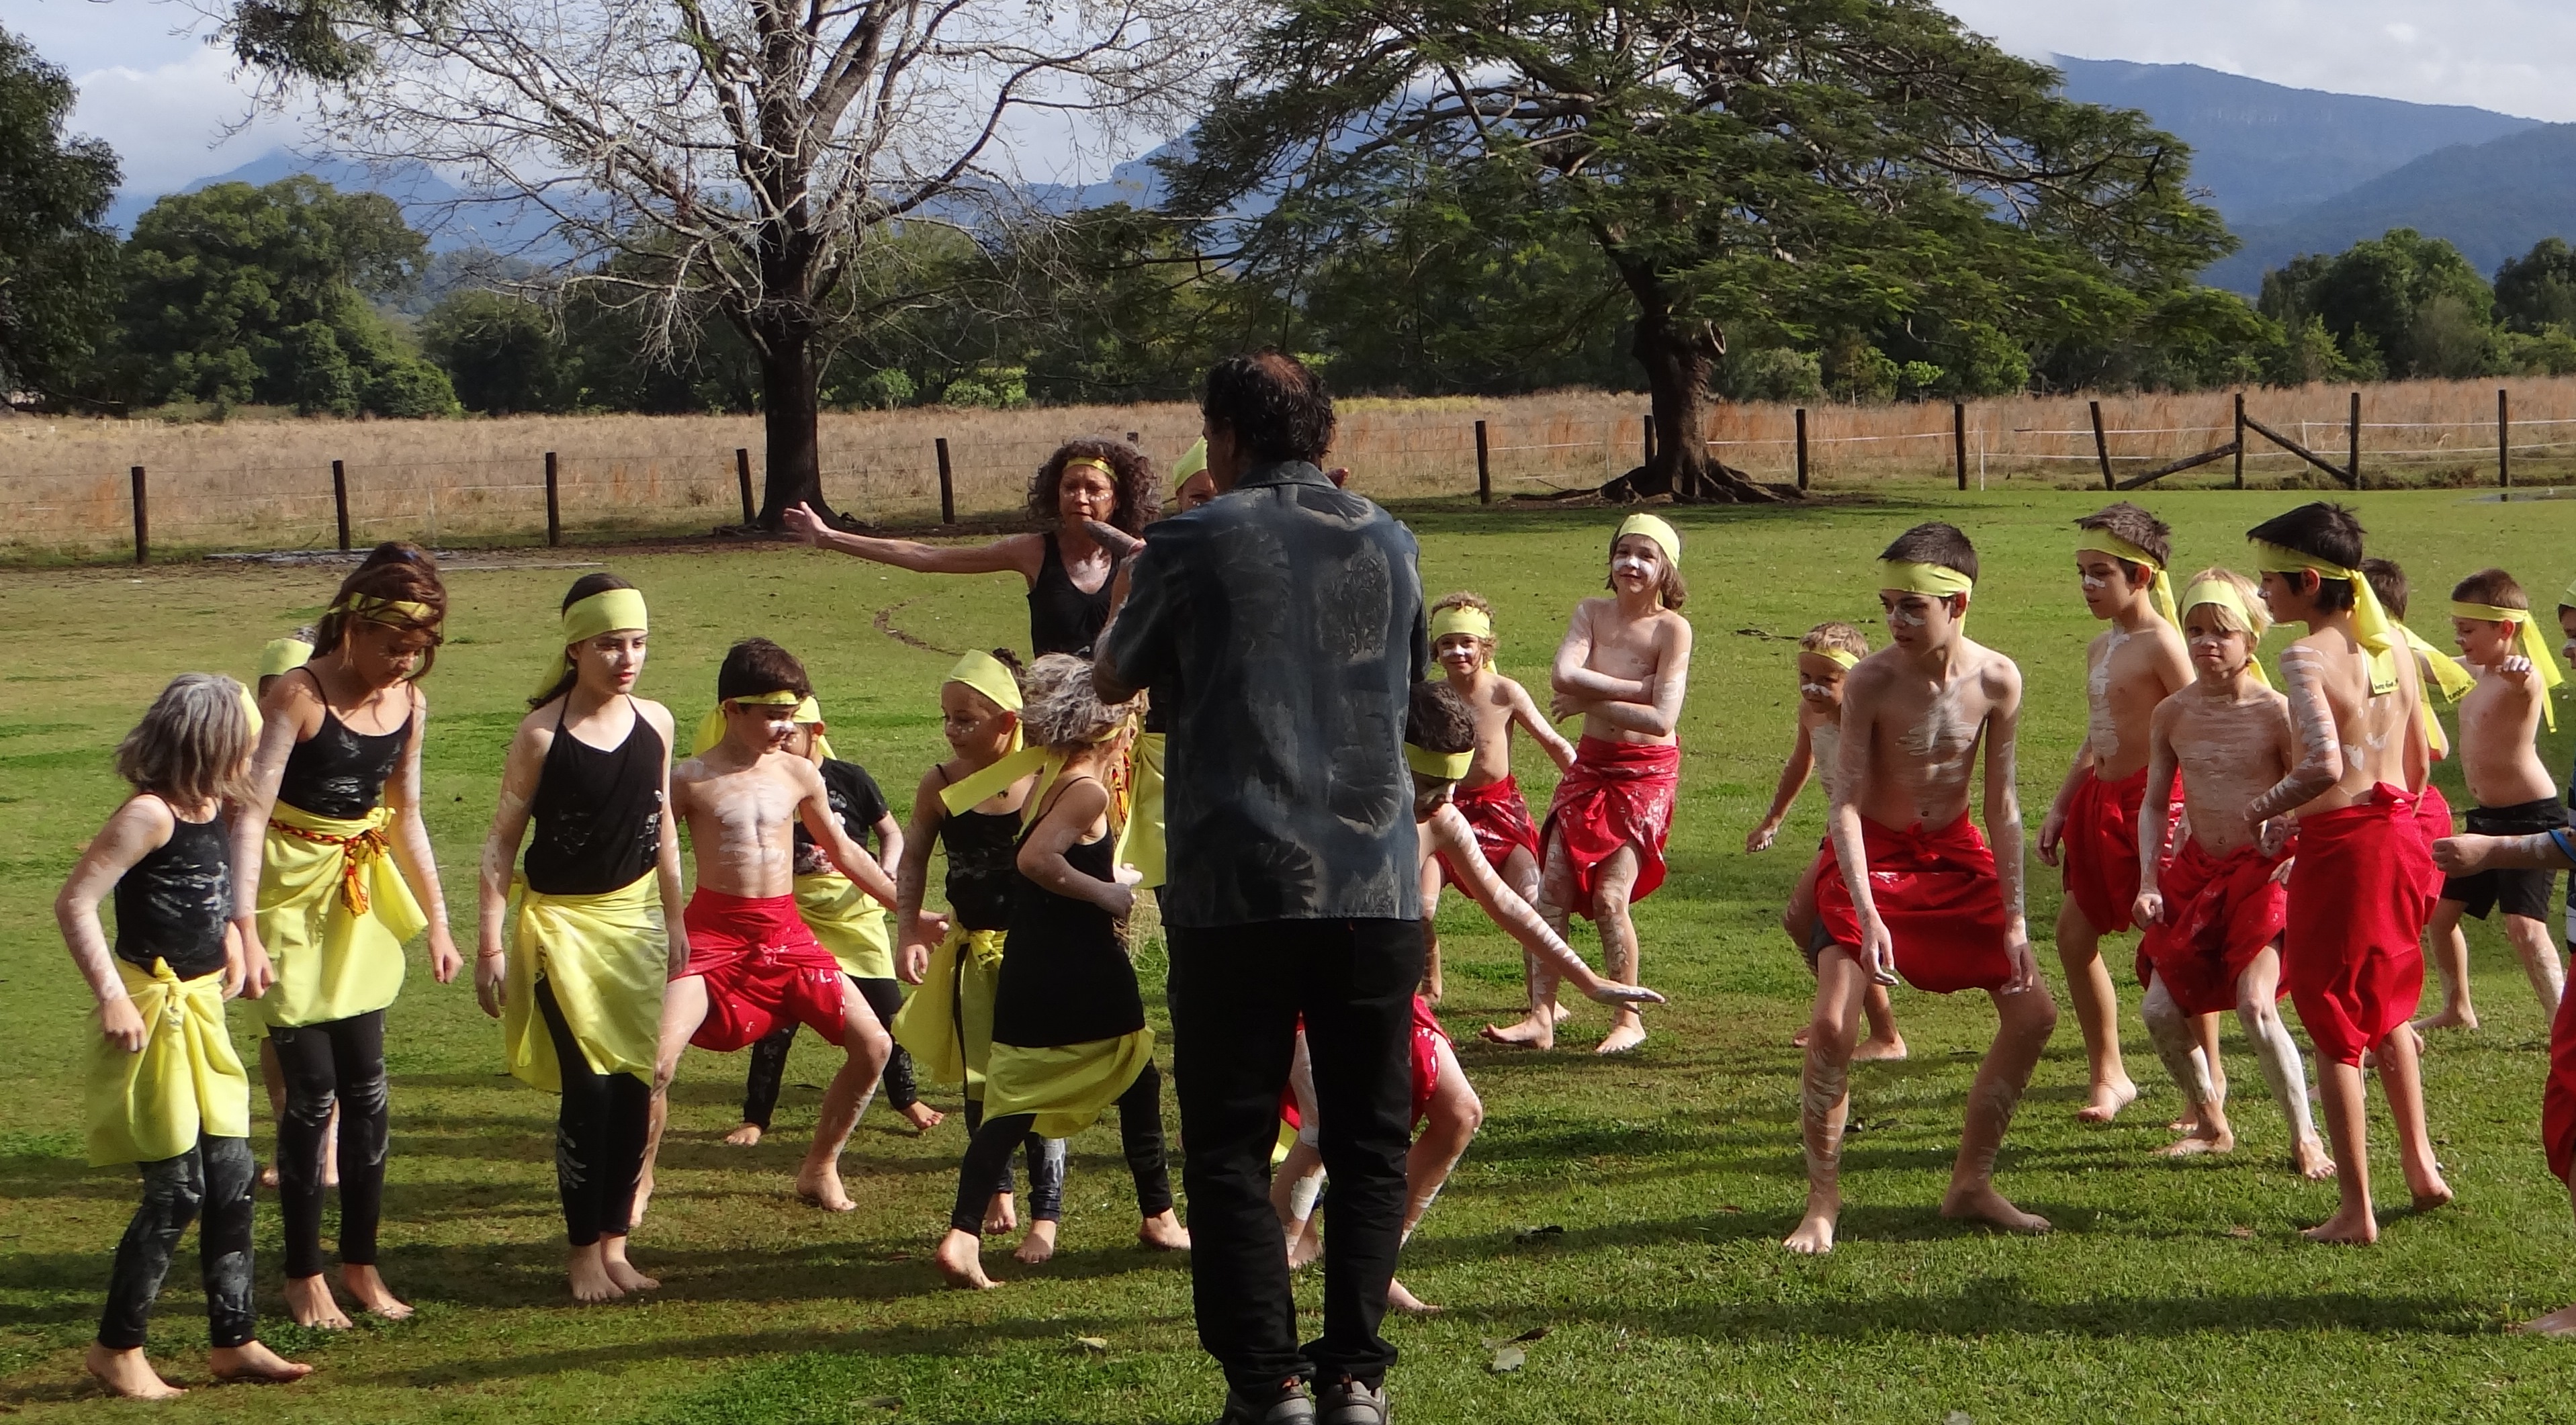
(782, 437), (1158, 656)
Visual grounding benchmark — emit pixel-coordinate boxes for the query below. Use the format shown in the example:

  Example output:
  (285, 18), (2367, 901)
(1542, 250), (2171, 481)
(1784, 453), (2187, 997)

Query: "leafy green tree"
(2258, 229), (2494, 380)
(2495, 238), (2576, 335)
(418, 288), (570, 414)
(0, 29), (120, 404)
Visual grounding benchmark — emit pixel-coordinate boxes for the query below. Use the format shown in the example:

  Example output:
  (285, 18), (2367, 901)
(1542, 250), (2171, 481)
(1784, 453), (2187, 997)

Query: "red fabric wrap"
(679, 887), (848, 1053)
(2062, 763), (2166, 934)
(1814, 812), (2014, 995)
(2135, 837), (2289, 1017)
(1541, 737), (1681, 917)
(2282, 785), (2434, 1067)
(1437, 776), (1542, 886)
(2548, 987), (2576, 1186)
(1407, 994), (1450, 1130)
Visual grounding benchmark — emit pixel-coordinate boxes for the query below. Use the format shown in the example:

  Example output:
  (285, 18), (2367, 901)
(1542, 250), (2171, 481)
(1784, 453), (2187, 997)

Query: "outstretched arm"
(784, 509), (1040, 580)
(1983, 663), (2036, 993)
(2245, 647), (2342, 825)
(1428, 808), (1662, 1005)
(1749, 722), (1814, 853)
(1505, 679), (1579, 772)
(2438, 829), (2576, 874)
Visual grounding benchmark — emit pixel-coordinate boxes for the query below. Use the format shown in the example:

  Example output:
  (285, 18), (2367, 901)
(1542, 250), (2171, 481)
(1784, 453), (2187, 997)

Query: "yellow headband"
(2250, 541), (2397, 694)
(335, 594), (435, 627)
(1614, 513), (1681, 569)
(791, 696), (838, 762)
(1063, 456), (1116, 484)
(1405, 743), (1474, 780)
(2404, 627), (2477, 702)
(2449, 601), (2565, 727)
(238, 684), (264, 738)
(945, 650), (1025, 713)
(1879, 560), (1974, 598)
(1172, 438), (1208, 492)
(691, 689), (807, 755)
(2180, 578), (2272, 690)
(1429, 605), (1494, 645)
(534, 587), (650, 699)
(2078, 534), (2178, 629)
(1810, 647), (1861, 672)
(259, 637), (314, 680)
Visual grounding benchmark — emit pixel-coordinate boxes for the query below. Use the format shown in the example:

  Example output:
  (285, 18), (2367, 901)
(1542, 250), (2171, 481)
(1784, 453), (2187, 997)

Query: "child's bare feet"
(1013, 1219), (1058, 1265)
(2415, 1006), (2478, 1032)
(1594, 1017), (1647, 1056)
(796, 1162), (855, 1212)
(1790, 1023), (1811, 1048)
(1783, 1189), (1840, 1255)
(2075, 1077), (2139, 1124)
(2409, 1175), (2456, 1213)
(86, 1343), (185, 1399)
(2291, 1136), (2338, 1181)
(1851, 1033), (1908, 1063)
(900, 1101), (945, 1132)
(568, 1242), (625, 1303)
(983, 1191), (1017, 1236)
(1139, 1209), (1191, 1251)
(2161, 1123), (2235, 1157)
(1939, 1185), (2051, 1235)
(2301, 1203), (2379, 1244)
(283, 1274), (353, 1330)
(1287, 1217), (1323, 1271)
(339, 1264), (413, 1320)
(1385, 1278), (1441, 1315)
(208, 1340), (312, 1384)
(722, 1123), (764, 1146)
(933, 1229), (996, 1289)
(1479, 1011), (1556, 1050)
(259, 1162), (280, 1189)
(602, 1238), (660, 1292)
(2521, 1303), (2576, 1335)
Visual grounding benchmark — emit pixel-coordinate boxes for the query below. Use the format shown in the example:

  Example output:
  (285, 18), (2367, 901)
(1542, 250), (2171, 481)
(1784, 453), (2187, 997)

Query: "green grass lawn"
(6, 487), (2576, 1422)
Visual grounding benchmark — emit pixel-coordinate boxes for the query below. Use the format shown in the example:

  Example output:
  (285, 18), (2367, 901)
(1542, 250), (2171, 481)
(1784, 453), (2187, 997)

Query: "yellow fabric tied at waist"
(1114, 731), (1167, 890)
(502, 872), (667, 1093)
(891, 926), (1008, 1093)
(982, 1029), (1157, 1140)
(794, 870), (895, 982)
(257, 802), (425, 1028)
(86, 958), (250, 1166)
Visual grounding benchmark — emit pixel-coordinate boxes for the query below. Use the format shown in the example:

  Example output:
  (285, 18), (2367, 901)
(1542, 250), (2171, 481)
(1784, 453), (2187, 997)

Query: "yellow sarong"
(86, 959), (251, 1166)
(891, 926), (1005, 1094)
(983, 1029), (1157, 1140)
(502, 872), (668, 1092)
(257, 802), (427, 1027)
(1114, 731), (1167, 890)
(794, 871), (895, 982)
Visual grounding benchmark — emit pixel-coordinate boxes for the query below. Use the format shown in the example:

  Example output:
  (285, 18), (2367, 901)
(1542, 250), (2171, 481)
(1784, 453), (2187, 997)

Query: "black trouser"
(741, 974), (919, 1128)
(98, 1135), (257, 1350)
(1167, 919), (1420, 1395)
(948, 1061), (1171, 1234)
(269, 1009), (391, 1279)
(534, 978), (649, 1247)
(960, 1097), (1066, 1222)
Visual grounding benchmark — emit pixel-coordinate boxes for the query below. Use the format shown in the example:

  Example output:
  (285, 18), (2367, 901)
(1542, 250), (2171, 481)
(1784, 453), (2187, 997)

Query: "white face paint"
(2081, 573), (2111, 594)
(1612, 553), (1656, 582)
(1800, 680), (1834, 700)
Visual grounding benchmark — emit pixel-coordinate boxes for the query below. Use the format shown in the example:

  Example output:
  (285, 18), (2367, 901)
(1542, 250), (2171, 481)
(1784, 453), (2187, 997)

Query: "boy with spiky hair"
(1787, 522), (2055, 1255)
(2245, 502), (2450, 1244)
(2040, 502), (2192, 1124)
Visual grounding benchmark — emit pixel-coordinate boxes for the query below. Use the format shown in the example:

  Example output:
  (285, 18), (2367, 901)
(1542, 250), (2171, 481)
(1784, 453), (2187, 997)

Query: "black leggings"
(963, 1097), (1066, 1223)
(741, 975), (919, 1128)
(948, 1060), (1171, 1236)
(535, 978), (649, 1246)
(269, 1009), (391, 1279)
(98, 1135), (257, 1350)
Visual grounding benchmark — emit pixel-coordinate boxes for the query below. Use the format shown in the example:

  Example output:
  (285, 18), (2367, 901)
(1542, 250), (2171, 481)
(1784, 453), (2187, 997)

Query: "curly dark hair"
(1027, 436), (1159, 535)
(314, 545), (447, 678)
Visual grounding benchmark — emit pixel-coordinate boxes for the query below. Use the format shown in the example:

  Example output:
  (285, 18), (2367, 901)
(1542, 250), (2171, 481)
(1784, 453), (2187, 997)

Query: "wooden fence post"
(2348, 390), (2362, 489)
(543, 452), (562, 547)
(734, 449), (755, 526)
(130, 465), (148, 566)
(1953, 402), (1967, 491)
(1794, 408), (1809, 492)
(936, 438), (955, 524)
(2499, 387), (2512, 491)
(1474, 420), (1491, 504)
(1126, 430), (1141, 446)
(1641, 413), (1654, 466)
(2233, 393), (2246, 490)
(2089, 400), (2113, 490)
(332, 459), (351, 551)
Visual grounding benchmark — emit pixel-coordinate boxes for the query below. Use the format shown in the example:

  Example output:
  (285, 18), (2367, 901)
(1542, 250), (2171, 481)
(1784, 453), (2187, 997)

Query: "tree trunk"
(1601, 249), (1786, 504)
(752, 325), (832, 528)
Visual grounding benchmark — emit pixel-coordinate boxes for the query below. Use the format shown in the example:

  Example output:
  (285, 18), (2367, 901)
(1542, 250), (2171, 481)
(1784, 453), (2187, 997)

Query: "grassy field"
(3, 488), (2575, 1422)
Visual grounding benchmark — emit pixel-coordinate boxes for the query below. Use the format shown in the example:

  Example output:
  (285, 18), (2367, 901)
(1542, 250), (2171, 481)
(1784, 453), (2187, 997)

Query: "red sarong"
(2547, 989), (2576, 1185)
(2282, 785), (2434, 1067)
(2135, 837), (2289, 1017)
(679, 888), (848, 1053)
(2063, 764), (2168, 934)
(1281, 996), (1453, 1137)
(1814, 813), (2013, 995)
(1438, 776), (1542, 886)
(1542, 737), (1680, 917)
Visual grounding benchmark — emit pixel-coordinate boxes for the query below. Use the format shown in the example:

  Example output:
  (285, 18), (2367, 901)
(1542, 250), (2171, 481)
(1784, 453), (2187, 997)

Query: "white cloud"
(66, 46), (316, 197)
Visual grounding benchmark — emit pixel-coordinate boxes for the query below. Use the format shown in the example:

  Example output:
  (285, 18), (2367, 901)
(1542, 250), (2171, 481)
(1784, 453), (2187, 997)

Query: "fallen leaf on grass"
(862, 1398), (903, 1412)
(2227, 1226), (2255, 1239)
(1073, 1336), (1110, 1352)
(1489, 1345), (1525, 1373)
(1945, 1413), (1973, 1425)
(1505, 1327), (1550, 1344)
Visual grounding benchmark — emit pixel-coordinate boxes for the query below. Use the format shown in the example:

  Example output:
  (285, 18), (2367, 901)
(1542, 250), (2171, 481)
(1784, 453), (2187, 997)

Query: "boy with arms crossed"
(1789, 523), (2055, 1254)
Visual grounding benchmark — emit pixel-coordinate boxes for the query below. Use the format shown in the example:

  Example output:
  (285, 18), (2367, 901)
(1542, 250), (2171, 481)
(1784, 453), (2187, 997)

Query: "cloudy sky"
(11, 0), (2576, 201)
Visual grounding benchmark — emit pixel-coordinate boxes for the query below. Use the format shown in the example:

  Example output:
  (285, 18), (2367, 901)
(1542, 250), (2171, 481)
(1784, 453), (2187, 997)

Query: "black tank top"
(276, 670), (410, 819)
(936, 765), (1022, 932)
(995, 813), (1143, 1048)
(114, 805), (231, 980)
(523, 702), (666, 896)
(1026, 533), (1111, 656)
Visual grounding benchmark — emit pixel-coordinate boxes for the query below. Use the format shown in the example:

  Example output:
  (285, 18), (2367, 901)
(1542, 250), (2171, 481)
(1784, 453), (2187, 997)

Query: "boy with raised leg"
(1788, 524), (2055, 1255)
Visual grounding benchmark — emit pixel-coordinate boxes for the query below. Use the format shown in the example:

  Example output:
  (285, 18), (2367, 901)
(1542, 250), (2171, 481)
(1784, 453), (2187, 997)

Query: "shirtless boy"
(1787, 522), (2055, 1255)
(2039, 503), (2192, 1123)
(1501, 514), (1692, 1055)
(1750, 622), (1904, 1062)
(2246, 503), (2450, 1244)
(2131, 569), (2333, 1177)
(2422, 568), (2567, 1029)
(1423, 592), (1575, 1013)
(639, 639), (907, 1216)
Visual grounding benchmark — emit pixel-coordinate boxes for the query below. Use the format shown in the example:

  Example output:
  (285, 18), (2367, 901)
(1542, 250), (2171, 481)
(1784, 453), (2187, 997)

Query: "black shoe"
(1218, 1379), (1317, 1425)
(1316, 1376), (1389, 1425)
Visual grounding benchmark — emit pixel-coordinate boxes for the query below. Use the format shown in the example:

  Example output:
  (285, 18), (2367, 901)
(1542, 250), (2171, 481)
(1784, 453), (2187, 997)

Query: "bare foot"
(2160, 1124), (2236, 1157)
(1480, 1011), (1556, 1050)
(933, 1228), (997, 1290)
(1014, 1220), (1059, 1265)
(284, 1274), (353, 1330)
(2416, 1006), (2479, 1032)
(1286, 1220), (1323, 1271)
(797, 1162), (856, 1212)
(983, 1191), (1018, 1236)
(2410, 1178), (2456, 1214)
(900, 1101), (946, 1132)
(339, 1264), (413, 1321)
(1939, 1184), (2051, 1235)
(1139, 1209), (1192, 1251)
(259, 1162), (280, 1189)
(2291, 1136), (2338, 1182)
(1783, 1193), (1840, 1255)
(2520, 1303), (2576, 1335)
(1594, 1017), (1648, 1056)
(1851, 1035), (1909, 1063)
(2301, 1203), (2379, 1244)
(2075, 1078), (2139, 1124)
(85, 1344), (185, 1400)
(601, 1238), (660, 1292)
(1386, 1278), (1442, 1315)
(1552, 1002), (1572, 1025)
(208, 1340), (312, 1385)
(723, 1123), (764, 1146)
(2167, 1117), (2199, 1134)
(1790, 1023), (1812, 1048)
(568, 1243), (625, 1303)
